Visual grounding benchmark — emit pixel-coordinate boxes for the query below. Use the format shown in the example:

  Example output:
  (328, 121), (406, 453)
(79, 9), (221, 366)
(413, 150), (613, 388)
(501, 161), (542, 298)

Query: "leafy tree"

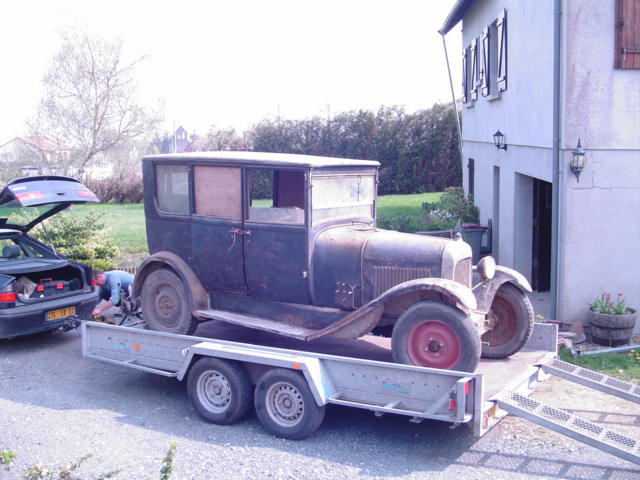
(31, 28), (162, 172)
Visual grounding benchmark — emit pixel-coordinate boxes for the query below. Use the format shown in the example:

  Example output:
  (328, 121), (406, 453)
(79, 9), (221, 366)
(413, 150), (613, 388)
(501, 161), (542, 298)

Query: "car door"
(190, 165), (247, 294)
(243, 168), (310, 304)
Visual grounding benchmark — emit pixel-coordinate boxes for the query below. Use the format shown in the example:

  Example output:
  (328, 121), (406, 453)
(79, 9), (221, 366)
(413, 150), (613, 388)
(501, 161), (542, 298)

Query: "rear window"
(156, 165), (190, 214)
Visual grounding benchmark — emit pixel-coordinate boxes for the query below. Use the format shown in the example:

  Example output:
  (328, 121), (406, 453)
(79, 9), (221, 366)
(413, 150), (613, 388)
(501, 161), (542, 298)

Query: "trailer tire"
(391, 301), (480, 372)
(254, 369), (325, 440)
(187, 358), (252, 425)
(481, 283), (534, 359)
(140, 268), (198, 334)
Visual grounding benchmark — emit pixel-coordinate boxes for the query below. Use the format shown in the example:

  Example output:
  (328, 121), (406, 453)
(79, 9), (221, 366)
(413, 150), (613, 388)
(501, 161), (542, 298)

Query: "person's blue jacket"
(99, 270), (134, 306)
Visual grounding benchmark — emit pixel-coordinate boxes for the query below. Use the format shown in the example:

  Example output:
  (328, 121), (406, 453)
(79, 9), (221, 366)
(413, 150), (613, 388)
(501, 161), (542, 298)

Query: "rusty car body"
(135, 152), (534, 372)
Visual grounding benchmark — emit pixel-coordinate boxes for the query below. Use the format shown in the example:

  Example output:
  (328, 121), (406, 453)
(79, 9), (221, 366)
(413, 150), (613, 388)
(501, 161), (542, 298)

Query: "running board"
(541, 358), (640, 404)
(196, 309), (317, 340)
(498, 391), (640, 465)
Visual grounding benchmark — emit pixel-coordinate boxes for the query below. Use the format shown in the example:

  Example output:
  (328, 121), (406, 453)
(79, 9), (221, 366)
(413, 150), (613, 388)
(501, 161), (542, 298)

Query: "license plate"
(46, 306), (76, 321)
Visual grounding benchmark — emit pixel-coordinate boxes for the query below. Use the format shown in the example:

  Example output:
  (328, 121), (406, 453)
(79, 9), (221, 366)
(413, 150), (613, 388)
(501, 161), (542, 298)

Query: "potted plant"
(588, 293), (637, 346)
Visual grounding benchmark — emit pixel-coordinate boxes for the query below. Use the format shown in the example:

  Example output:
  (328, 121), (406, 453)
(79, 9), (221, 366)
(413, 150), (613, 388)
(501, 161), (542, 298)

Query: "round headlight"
(477, 256), (496, 280)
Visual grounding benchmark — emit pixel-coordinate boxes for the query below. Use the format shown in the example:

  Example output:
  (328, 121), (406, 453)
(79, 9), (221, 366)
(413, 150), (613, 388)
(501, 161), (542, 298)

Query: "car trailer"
(81, 321), (640, 464)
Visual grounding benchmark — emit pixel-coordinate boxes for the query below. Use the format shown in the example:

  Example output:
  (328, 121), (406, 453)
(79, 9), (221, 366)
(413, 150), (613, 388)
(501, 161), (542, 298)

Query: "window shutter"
(481, 26), (490, 96)
(497, 9), (507, 91)
(462, 47), (468, 104)
(616, 0), (640, 69)
(471, 38), (478, 101)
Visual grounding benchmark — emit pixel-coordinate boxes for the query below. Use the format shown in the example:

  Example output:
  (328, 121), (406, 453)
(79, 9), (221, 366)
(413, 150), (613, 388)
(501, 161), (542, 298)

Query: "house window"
(193, 166), (242, 220)
(155, 164), (189, 214)
(616, 0), (640, 69)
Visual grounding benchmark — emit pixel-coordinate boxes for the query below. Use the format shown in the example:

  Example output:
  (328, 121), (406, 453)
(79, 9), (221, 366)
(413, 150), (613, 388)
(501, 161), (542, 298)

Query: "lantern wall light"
(493, 130), (507, 150)
(570, 138), (586, 182)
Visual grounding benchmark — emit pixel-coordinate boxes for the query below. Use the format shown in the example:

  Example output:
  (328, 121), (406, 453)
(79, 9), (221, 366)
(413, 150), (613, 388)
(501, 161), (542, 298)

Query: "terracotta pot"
(588, 308), (637, 346)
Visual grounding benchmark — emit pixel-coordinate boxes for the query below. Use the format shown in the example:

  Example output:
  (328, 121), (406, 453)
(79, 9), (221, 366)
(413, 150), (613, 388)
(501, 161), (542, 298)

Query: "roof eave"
(439, 0), (476, 35)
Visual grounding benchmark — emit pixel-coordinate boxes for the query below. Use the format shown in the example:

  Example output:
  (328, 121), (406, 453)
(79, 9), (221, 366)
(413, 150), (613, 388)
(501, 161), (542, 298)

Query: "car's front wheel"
(140, 268), (198, 334)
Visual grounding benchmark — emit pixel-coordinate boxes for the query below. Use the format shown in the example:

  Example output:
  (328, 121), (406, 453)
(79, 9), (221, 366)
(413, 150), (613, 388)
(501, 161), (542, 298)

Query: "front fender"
(370, 278), (477, 311)
(473, 265), (532, 313)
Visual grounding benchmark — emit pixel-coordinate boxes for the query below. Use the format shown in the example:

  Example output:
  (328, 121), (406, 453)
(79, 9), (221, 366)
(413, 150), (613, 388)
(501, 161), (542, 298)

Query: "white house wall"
(560, 0), (640, 331)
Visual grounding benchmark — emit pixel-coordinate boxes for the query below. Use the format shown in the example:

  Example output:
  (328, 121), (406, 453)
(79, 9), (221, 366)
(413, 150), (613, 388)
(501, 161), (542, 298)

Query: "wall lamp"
(570, 138), (586, 182)
(493, 130), (507, 150)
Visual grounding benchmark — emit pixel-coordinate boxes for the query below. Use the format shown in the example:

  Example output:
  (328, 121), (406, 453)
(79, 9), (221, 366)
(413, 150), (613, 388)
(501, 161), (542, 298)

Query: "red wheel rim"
(481, 295), (516, 346)
(406, 320), (461, 369)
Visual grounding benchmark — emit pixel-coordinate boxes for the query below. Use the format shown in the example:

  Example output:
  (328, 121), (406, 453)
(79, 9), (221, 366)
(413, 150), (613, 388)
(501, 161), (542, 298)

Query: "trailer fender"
(132, 251), (210, 313)
(473, 265), (532, 313)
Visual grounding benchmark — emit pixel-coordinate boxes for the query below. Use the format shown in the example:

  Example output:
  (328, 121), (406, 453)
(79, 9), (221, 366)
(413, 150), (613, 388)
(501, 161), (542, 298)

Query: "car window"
(155, 164), (190, 214)
(0, 238), (45, 259)
(312, 174), (375, 224)
(193, 166), (242, 220)
(247, 169), (305, 225)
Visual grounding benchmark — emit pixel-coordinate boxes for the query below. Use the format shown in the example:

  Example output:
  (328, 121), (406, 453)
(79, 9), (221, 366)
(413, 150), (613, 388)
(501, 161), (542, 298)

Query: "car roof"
(143, 151), (380, 169)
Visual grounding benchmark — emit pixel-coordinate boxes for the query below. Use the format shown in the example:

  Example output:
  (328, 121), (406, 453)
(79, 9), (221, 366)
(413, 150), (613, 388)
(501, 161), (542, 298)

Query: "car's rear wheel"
(391, 301), (480, 372)
(140, 269), (198, 334)
(481, 283), (534, 359)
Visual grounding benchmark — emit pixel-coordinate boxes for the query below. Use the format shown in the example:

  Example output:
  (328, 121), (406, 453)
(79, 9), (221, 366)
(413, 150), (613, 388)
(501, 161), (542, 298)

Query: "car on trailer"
(135, 151), (534, 372)
(0, 176), (99, 338)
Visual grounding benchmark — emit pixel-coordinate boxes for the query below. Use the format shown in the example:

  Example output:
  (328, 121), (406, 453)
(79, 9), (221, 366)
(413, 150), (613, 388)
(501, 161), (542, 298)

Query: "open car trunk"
(4, 260), (91, 303)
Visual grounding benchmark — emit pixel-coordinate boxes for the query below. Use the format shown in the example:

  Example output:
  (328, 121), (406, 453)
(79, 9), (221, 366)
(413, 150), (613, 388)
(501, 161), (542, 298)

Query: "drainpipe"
(550, 0), (562, 321)
(441, 34), (464, 174)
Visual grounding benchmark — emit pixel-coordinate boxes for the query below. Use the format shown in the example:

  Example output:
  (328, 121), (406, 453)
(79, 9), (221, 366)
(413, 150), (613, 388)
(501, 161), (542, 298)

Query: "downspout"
(440, 33), (464, 171)
(550, 0), (562, 320)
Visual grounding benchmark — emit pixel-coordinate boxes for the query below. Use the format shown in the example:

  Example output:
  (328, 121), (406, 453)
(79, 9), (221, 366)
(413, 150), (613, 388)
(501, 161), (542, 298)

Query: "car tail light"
(91, 278), (96, 288)
(0, 278), (16, 308)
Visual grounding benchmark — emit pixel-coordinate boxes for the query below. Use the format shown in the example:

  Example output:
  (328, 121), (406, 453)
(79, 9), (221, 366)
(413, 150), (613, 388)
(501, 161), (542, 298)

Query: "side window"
(247, 169), (305, 224)
(194, 166), (241, 219)
(155, 164), (189, 214)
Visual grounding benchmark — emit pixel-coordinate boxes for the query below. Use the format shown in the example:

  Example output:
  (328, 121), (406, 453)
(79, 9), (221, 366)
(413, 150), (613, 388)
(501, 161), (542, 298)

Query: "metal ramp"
(497, 359), (640, 465)
(541, 358), (640, 404)
(498, 391), (640, 465)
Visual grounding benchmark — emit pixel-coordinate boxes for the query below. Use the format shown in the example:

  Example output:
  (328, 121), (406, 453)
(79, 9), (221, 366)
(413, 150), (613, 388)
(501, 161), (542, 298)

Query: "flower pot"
(588, 308), (637, 346)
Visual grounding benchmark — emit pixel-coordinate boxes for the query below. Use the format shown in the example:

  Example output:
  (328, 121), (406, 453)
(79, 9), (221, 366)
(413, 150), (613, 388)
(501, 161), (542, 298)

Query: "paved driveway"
(0, 327), (638, 480)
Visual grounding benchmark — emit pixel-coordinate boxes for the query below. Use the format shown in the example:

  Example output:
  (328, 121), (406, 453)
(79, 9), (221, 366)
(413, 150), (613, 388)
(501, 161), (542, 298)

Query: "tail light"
(0, 277), (16, 308)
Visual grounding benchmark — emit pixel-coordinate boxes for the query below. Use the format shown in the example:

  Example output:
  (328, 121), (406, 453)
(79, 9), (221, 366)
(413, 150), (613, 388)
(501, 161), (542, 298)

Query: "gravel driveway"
(1, 328), (639, 480)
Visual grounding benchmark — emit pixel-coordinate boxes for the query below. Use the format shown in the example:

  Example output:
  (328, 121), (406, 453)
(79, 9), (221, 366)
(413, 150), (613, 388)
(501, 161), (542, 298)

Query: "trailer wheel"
(481, 283), (534, 359)
(254, 369), (325, 440)
(391, 301), (480, 372)
(140, 269), (197, 334)
(187, 358), (252, 425)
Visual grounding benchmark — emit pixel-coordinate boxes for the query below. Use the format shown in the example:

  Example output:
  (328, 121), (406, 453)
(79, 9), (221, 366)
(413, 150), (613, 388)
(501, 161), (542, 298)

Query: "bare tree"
(32, 29), (162, 172)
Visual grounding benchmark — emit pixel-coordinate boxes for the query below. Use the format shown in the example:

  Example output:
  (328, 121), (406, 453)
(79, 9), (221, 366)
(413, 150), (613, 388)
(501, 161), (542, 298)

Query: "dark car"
(0, 176), (100, 338)
(134, 152), (534, 372)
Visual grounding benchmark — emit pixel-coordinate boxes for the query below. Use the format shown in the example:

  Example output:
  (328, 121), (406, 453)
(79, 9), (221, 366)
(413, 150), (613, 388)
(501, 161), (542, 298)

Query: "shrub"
(377, 214), (414, 233)
(85, 173), (143, 204)
(421, 187), (479, 231)
(10, 210), (118, 270)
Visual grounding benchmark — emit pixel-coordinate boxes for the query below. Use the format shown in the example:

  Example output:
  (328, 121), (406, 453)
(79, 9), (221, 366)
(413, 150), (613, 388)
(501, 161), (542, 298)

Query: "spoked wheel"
(140, 269), (198, 334)
(481, 283), (534, 359)
(392, 301), (480, 372)
(254, 369), (325, 440)
(187, 358), (252, 425)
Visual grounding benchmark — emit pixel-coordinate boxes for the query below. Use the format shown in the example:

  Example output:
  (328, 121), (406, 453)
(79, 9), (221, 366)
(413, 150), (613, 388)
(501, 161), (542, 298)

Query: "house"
(440, 0), (640, 330)
(0, 136), (113, 180)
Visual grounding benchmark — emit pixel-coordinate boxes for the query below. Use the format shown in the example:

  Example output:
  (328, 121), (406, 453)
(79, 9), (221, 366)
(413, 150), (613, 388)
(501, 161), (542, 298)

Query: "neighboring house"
(440, 0), (640, 330)
(154, 126), (192, 154)
(0, 136), (113, 180)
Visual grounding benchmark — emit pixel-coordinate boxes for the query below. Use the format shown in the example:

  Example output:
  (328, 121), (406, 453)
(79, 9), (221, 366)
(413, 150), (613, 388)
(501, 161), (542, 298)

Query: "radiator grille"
(454, 258), (471, 288)
(372, 266), (433, 297)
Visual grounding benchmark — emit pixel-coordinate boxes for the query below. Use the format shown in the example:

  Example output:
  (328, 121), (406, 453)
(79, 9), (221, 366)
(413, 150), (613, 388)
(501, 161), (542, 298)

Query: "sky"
(0, 0), (461, 141)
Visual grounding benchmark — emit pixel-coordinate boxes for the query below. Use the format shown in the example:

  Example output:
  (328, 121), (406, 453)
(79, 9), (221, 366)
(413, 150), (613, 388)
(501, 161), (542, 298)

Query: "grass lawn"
(66, 193), (439, 265)
(559, 347), (640, 382)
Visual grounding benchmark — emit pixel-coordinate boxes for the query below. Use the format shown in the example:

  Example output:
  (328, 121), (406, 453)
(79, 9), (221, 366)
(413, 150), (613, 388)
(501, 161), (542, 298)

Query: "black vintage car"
(0, 176), (99, 338)
(135, 152), (534, 372)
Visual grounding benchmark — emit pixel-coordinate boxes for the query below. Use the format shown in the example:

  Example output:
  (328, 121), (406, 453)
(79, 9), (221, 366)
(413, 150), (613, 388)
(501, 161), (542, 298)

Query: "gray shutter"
(481, 26), (490, 96)
(497, 9), (507, 91)
(462, 47), (468, 104)
(470, 38), (478, 101)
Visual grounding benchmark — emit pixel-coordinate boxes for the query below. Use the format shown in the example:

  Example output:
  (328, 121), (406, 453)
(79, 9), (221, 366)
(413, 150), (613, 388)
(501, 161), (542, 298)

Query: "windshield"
(312, 174), (375, 224)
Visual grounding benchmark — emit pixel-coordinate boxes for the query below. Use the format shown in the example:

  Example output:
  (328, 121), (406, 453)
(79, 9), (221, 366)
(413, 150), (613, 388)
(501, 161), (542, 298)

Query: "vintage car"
(0, 176), (99, 338)
(135, 152), (534, 372)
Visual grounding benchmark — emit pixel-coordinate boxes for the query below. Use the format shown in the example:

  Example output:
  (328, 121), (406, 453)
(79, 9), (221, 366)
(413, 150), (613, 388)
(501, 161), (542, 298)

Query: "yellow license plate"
(46, 306), (76, 321)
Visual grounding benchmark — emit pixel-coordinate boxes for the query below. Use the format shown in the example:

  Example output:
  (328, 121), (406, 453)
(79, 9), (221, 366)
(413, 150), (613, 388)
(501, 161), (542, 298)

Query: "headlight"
(477, 256), (496, 280)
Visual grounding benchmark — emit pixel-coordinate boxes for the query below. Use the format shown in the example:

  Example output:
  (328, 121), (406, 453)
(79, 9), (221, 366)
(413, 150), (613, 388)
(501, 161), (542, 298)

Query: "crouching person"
(92, 270), (135, 319)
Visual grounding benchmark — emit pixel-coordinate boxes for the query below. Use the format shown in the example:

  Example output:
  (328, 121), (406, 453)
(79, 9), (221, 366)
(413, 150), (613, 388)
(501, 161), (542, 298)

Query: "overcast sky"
(0, 0), (461, 141)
